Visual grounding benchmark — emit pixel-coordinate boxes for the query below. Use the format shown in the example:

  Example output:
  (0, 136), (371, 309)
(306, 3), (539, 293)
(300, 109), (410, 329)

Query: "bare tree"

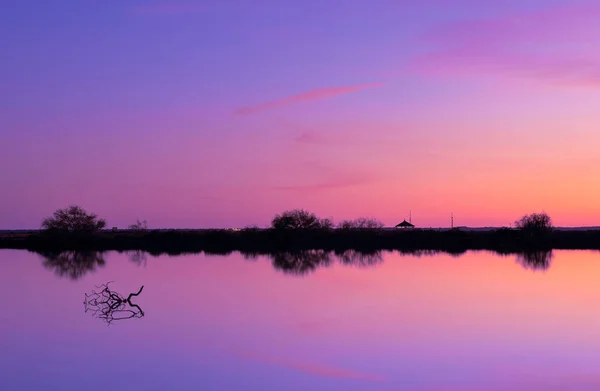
(42, 205), (106, 233)
(319, 217), (334, 230)
(128, 219), (148, 231)
(337, 217), (384, 229)
(271, 209), (332, 230)
(515, 212), (553, 233)
(84, 282), (145, 325)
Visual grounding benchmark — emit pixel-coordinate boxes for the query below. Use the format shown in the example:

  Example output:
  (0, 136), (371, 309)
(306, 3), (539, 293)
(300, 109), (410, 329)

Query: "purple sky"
(3, 0), (600, 229)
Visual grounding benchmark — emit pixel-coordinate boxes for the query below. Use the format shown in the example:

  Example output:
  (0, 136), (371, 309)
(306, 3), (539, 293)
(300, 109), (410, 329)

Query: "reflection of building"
(395, 220), (415, 228)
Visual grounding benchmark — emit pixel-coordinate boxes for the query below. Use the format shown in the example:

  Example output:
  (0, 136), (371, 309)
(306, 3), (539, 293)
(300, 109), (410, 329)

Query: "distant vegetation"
(337, 217), (385, 230)
(128, 219), (148, 231)
(2, 207), (598, 254)
(32, 248), (556, 280)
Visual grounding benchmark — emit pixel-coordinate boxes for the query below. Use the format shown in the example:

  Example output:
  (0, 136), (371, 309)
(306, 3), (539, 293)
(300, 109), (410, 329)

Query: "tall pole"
(451, 212), (454, 229)
(409, 210), (412, 224)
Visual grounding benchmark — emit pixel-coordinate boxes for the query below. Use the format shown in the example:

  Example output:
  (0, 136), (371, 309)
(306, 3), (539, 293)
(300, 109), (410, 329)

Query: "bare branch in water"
(83, 282), (145, 325)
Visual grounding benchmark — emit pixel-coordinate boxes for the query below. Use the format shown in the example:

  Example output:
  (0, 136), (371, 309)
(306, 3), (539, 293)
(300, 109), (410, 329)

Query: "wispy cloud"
(293, 130), (352, 146)
(235, 82), (386, 115)
(232, 349), (386, 382)
(131, 3), (205, 15)
(411, 3), (600, 87)
(273, 172), (374, 192)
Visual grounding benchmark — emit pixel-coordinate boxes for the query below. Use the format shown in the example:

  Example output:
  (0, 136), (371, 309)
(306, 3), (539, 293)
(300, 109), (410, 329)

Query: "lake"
(2, 249), (600, 390)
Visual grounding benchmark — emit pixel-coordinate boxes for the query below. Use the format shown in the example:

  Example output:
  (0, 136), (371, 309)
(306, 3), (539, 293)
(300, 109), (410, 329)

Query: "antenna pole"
(409, 210), (412, 224)
(451, 213), (454, 229)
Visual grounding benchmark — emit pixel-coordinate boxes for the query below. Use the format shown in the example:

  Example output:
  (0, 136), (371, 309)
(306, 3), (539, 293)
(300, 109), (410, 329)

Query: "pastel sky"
(2, 0), (600, 229)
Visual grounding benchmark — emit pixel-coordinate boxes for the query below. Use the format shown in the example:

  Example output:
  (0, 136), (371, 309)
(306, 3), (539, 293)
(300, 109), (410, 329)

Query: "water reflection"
(516, 250), (554, 271)
(84, 282), (145, 325)
(268, 250), (334, 276)
(38, 250), (106, 280)
(5, 249), (600, 390)
(34, 248), (557, 279)
(127, 250), (148, 267)
(334, 249), (383, 268)
(243, 250), (385, 276)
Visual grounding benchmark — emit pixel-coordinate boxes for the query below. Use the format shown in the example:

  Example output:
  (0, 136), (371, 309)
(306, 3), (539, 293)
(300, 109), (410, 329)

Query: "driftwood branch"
(84, 282), (145, 325)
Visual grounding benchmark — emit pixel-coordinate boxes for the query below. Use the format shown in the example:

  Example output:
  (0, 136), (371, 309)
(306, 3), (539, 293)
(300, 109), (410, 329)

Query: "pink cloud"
(131, 3), (205, 15)
(273, 171), (375, 192)
(422, 3), (600, 48)
(293, 130), (359, 146)
(411, 3), (600, 87)
(232, 349), (386, 382)
(274, 119), (378, 146)
(235, 82), (386, 115)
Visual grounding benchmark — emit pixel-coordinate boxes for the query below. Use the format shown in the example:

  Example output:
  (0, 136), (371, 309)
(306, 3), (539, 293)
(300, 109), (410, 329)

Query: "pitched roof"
(396, 220), (415, 227)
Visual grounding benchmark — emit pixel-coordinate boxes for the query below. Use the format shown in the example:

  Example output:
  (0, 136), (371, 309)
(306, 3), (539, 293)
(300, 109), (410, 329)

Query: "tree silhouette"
(515, 212), (553, 233)
(84, 282), (145, 325)
(41, 205), (106, 233)
(337, 218), (384, 230)
(39, 251), (106, 280)
(271, 209), (332, 230)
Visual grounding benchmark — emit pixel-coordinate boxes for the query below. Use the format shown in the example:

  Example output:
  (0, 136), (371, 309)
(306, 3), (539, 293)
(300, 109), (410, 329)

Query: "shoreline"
(2, 228), (600, 254)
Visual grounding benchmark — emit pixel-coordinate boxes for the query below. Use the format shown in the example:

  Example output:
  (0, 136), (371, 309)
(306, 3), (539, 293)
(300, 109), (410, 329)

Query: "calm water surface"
(2, 249), (600, 391)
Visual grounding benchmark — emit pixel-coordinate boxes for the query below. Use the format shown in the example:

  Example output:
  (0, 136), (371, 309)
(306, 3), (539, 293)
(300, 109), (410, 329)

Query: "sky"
(2, 0), (600, 229)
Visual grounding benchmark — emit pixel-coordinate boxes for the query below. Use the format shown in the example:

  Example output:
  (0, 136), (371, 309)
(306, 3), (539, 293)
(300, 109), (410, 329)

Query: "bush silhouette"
(271, 209), (332, 230)
(515, 212), (553, 233)
(41, 206), (106, 234)
(337, 217), (384, 229)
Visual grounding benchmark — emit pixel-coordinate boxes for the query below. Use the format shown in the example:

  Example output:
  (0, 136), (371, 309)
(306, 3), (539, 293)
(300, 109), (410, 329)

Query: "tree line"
(39, 205), (553, 234)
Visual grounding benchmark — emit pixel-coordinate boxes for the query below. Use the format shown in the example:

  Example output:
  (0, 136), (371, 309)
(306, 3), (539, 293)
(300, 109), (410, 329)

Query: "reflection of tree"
(398, 249), (440, 258)
(516, 250), (554, 271)
(269, 250), (333, 276)
(335, 250), (383, 268)
(241, 251), (260, 261)
(39, 251), (106, 280)
(84, 282), (145, 325)
(127, 250), (147, 267)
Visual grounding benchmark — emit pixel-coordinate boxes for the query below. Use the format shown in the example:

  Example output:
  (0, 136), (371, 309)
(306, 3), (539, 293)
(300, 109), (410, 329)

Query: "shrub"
(337, 217), (384, 229)
(271, 209), (332, 230)
(515, 212), (553, 233)
(41, 206), (106, 234)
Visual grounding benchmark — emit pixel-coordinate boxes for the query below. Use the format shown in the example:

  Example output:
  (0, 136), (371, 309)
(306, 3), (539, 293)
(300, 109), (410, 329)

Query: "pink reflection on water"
(232, 349), (387, 382)
(2, 250), (600, 390)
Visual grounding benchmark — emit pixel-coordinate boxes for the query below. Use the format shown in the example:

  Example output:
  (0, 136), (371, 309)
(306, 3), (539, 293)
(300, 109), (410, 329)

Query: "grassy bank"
(2, 228), (600, 255)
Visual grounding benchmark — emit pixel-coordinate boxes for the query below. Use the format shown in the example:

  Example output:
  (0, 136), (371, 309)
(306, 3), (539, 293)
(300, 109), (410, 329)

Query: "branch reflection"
(84, 282), (145, 325)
